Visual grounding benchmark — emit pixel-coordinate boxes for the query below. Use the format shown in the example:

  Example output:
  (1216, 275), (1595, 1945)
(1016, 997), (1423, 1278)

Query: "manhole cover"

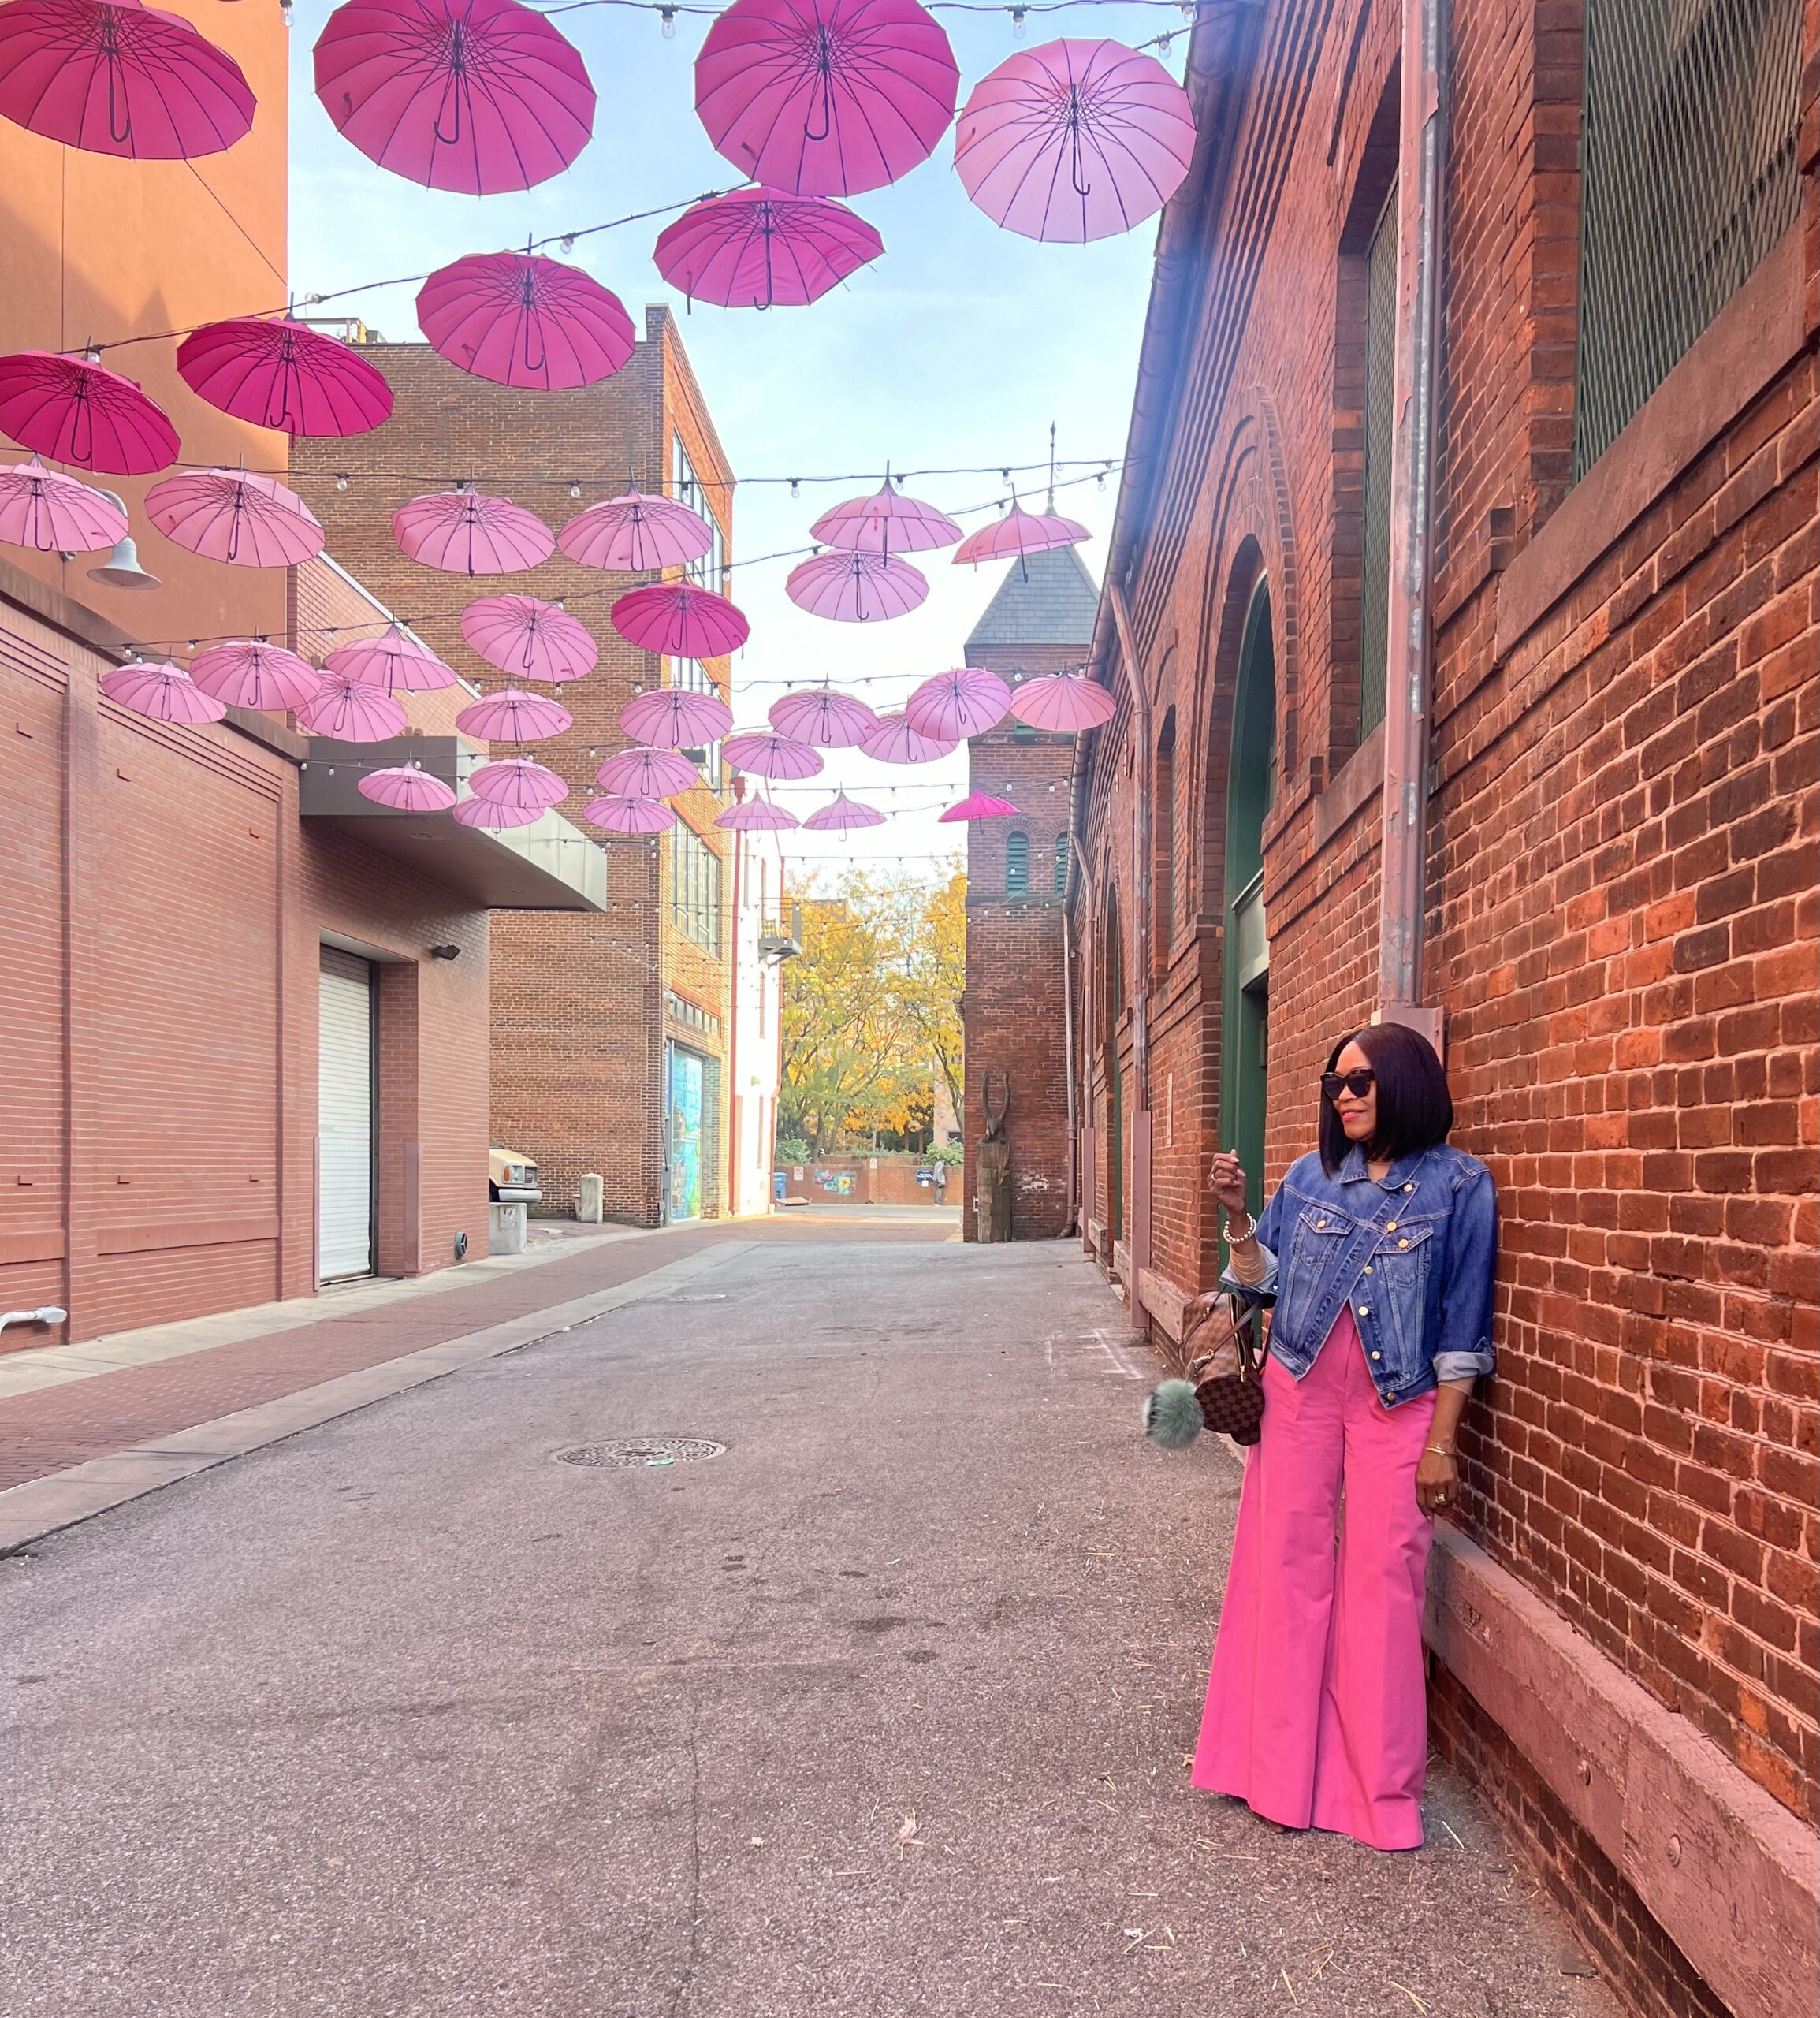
(554, 1437), (728, 1470)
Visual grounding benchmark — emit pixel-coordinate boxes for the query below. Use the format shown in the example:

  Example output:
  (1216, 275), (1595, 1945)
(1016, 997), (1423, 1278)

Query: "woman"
(1192, 1021), (1497, 1851)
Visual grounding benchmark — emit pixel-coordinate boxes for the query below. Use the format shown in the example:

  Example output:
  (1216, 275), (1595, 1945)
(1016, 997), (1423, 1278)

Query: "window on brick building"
(669, 821), (722, 954)
(672, 431), (728, 590)
(1055, 832), (1070, 897)
(1005, 830), (1029, 896)
(1153, 709), (1176, 968)
(669, 656), (724, 789)
(1359, 181), (1398, 742)
(1575, 0), (1803, 476)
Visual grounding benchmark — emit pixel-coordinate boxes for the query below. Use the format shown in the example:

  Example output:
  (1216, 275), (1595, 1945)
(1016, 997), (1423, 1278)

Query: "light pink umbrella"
(559, 487), (712, 572)
(905, 667), (1011, 739)
(952, 501), (1089, 567)
(653, 187), (884, 309)
(718, 796), (799, 832)
(768, 687), (877, 750)
(585, 794), (678, 836)
(299, 675), (409, 741)
(188, 640), (323, 711)
(723, 729), (824, 780)
(787, 549), (928, 623)
(596, 744), (698, 796)
(313, 0), (596, 195)
(695, 0), (958, 198)
(0, 350), (178, 475)
(612, 582), (749, 657)
(176, 320), (393, 437)
(955, 39), (1197, 244)
(0, 0), (255, 160)
(0, 456), (125, 552)
(394, 488), (554, 576)
(455, 687), (572, 743)
(803, 791), (886, 832)
(468, 755), (568, 810)
(359, 764), (456, 811)
(454, 793), (542, 830)
(1008, 670), (1117, 732)
(859, 709), (958, 763)
(144, 468), (326, 568)
(938, 789), (1021, 823)
(99, 658), (225, 724)
(460, 595), (597, 682)
(619, 687), (734, 749)
(418, 251), (635, 390)
(811, 478), (960, 556)
(324, 626), (458, 694)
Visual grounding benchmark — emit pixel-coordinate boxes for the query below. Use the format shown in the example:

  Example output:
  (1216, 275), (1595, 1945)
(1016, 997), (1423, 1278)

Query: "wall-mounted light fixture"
(428, 944), (461, 961)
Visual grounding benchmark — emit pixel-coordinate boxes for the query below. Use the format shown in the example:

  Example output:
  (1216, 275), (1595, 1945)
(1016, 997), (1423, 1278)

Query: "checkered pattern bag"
(1182, 1289), (1270, 1446)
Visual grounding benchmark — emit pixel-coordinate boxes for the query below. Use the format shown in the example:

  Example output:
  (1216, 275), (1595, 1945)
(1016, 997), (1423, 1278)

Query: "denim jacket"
(1220, 1141), (1498, 1408)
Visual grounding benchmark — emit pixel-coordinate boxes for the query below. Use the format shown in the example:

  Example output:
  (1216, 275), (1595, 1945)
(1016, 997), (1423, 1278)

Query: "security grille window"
(1576, 0), (1803, 476)
(1005, 830), (1030, 895)
(1359, 181), (1398, 743)
(1055, 832), (1069, 896)
(672, 430), (728, 590)
(669, 821), (722, 954)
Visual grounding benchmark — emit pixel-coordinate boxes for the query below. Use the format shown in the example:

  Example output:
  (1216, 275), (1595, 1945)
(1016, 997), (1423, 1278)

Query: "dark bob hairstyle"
(1318, 1021), (1454, 1175)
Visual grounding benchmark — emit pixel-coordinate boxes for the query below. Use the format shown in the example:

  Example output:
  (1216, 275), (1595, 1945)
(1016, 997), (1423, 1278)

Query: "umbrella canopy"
(802, 791), (886, 832)
(359, 764), (456, 812)
(905, 666), (1011, 740)
(313, 0), (596, 195)
(611, 581), (749, 658)
(718, 796), (799, 832)
(298, 673), (409, 741)
(99, 658), (224, 724)
(460, 594), (597, 682)
(859, 709), (957, 763)
(618, 687), (734, 750)
(695, 0), (958, 198)
(767, 687), (877, 750)
(0, 350), (177, 475)
(144, 468), (326, 568)
(585, 793), (677, 836)
(596, 744), (698, 796)
(723, 728), (824, 780)
(0, 0), (255, 160)
(394, 487), (554, 575)
(558, 487), (712, 572)
(1008, 670), (1117, 732)
(467, 755), (568, 810)
(786, 549), (928, 623)
(955, 39), (1197, 244)
(454, 793), (542, 830)
(188, 640), (323, 711)
(937, 788), (1021, 823)
(454, 686), (572, 743)
(810, 478), (960, 556)
(0, 456), (125, 552)
(176, 319), (393, 438)
(953, 501), (1089, 567)
(417, 251), (635, 391)
(653, 187), (884, 310)
(323, 625), (457, 694)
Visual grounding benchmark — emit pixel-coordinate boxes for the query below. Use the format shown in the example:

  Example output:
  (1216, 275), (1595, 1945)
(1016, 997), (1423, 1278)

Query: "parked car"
(489, 1147), (541, 1204)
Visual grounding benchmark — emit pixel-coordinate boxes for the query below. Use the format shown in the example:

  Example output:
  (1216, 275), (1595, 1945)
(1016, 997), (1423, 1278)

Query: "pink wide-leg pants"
(1191, 1307), (1438, 1851)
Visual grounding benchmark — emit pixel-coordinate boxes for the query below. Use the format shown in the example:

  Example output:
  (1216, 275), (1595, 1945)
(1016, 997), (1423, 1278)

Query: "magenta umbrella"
(395, 488), (554, 576)
(723, 728), (824, 779)
(803, 791), (886, 832)
(955, 39), (1197, 244)
(612, 582), (749, 658)
(585, 793), (678, 836)
(188, 641), (323, 711)
(0, 351), (177, 475)
(596, 744), (698, 796)
(177, 320), (393, 438)
(468, 756), (568, 810)
(0, 456), (125, 552)
(718, 796), (799, 832)
(0, 0), (255, 159)
(325, 626), (456, 694)
(654, 187), (884, 309)
(859, 709), (957, 763)
(299, 674), (408, 741)
(99, 658), (224, 724)
(455, 687), (571, 743)
(455, 793), (542, 830)
(906, 666), (1011, 739)
(938, 788), (1020, 823)
(953, 501), (1089, 567)
(1009, 670), (1117, 732)
(460, 594), (596, 682)
(314, 0), (596, 195)
(418, 251), (634, 390)
(811, 478), (960, 555)
(559, 487), (712, 572)
(696, 0), (958, 198)
(619, 687), (734, 749)
(360, 764), (456, 812)
(144, 468), (326, 568)
(787, 549), (927, 623)
(768, 686), (877, 749)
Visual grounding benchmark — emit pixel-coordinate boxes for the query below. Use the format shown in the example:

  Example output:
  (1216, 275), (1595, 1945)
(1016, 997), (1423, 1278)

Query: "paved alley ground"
(1, 1234), (1617, 2018)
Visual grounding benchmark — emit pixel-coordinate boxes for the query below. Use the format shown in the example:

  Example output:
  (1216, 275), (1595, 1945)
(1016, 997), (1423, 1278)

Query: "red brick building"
(981, 6), (1818, 2016)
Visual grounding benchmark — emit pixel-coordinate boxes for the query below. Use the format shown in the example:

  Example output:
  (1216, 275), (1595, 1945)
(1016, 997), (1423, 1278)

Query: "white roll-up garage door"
(318, 948), (374, 1281)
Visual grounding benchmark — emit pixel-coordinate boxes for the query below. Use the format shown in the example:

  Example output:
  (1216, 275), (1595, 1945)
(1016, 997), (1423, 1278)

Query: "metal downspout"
(1060, 726), (1094, 1236)
(1108, 585), (1152, 1112)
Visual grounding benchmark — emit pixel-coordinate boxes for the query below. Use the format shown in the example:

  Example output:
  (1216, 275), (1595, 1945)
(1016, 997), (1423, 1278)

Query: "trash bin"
(772, 1171), (787, 1202)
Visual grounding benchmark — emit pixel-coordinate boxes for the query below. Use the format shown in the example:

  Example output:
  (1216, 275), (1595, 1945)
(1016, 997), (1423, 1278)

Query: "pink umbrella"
(1009, 671), (1118, 732)
(859, 709), (957, 763)
(597, 744), (698, 796)
(454, 793), (542, 830)
(955, 39), (1197, 244)
(811, 478), (960, 556)
(0, 0), (255, 160)
(455, 687), (572, 743)
(176, 320), (393, 438)
(0, 456), (125, 552)
(612, 582), (749, 658)
(359, 764), (456, 812)
(695, 0), (958, 198)
(0, 350), (178, 475)
(768, 687), (877, 750)
(299, 675), (408, 742)
(802, 791), (886, 832)
(324, 625), (457, 694)
(468, 755), (568, 810)
(188, 640), (322, 711)
(313, 0), (596, 195)
(585, 794), (678, 836)
(99, 658), (225, 724)
(905, 666), (1011, 739)
(144, 468), (326, 568)
(559, 487), (712, 572)
(723, 728), (824, 780)
(786, 549), (928, 623)
(938, 789), (1021, 823)
(718, 796), (799, 832)
(460, 595), (596, 682)
(952, 501), (1089, 567)
(653, 187), (884, 309)
(619, 687), (734, 749)
(417, 251), (635, 390)
(394, 488), (554, 576)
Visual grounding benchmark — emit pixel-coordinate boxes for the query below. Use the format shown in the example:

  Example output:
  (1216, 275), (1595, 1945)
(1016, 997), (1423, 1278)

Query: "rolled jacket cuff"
(1433, 1349), (1494, 1384)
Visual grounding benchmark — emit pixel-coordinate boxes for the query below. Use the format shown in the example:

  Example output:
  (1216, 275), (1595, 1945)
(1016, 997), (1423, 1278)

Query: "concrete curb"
(0, 1243), (752, 1557)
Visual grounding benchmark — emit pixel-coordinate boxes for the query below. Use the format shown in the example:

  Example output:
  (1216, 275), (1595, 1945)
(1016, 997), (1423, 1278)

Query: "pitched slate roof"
(963, 543), (1101, 653)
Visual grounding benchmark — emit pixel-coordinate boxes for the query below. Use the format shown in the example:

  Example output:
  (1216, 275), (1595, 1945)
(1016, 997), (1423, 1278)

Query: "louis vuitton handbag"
(1141, 1285), (1274, 1449)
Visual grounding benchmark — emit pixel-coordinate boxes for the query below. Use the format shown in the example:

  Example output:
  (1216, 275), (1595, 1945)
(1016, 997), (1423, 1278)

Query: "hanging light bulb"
(789, 478), (800, 498)
(560, 234), (577, 253)
(1008, 5), (1027, 37)
(659, 4), (677, 35)
(568, 482), (582, 498)
(335, 474), (348, 491)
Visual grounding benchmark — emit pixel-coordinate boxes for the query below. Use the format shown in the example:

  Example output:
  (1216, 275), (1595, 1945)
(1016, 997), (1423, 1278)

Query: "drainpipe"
(1060, 726), (1094, 1236)
(1107, 585), (1152, 1114)
(726, 777), (744, 1217)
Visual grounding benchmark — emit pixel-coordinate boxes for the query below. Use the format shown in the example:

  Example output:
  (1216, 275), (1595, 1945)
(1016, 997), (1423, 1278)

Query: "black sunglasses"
(1320, 1069), (1376, 1101)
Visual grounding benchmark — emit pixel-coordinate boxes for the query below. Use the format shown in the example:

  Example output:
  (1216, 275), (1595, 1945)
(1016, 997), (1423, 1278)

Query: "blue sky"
(286, 1), (1183, 872)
